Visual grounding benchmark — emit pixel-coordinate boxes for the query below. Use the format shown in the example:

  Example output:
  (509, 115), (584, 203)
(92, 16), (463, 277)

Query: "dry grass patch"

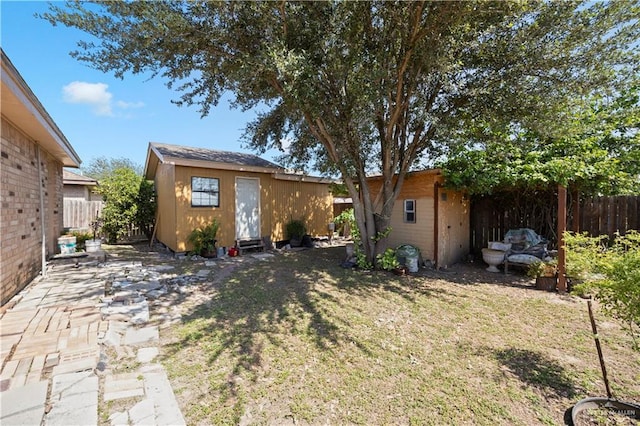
(159, 247), (640, 425)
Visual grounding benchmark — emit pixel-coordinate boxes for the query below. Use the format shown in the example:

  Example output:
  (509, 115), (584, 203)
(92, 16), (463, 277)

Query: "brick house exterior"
(1, 49), (81, 306)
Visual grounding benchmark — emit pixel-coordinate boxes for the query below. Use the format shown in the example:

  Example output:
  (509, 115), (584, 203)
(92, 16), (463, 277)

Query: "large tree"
(43, 1), (639, 263)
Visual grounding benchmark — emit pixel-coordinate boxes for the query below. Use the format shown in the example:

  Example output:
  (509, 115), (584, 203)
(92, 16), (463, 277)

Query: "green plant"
(98, 166), (155, 243)
(376, 248), (400, 271)
(285, 219), (307, 240)
(188, 219), (220, 254)
(69, 231), (92, 250)
(565, 230), (640, 350)
(334, 208), (358, 240)
(526, 259), (557, 278)
(355, 247), (373, 270)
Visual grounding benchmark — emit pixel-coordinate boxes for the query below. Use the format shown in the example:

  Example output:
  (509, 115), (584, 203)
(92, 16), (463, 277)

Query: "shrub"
(188, 219), (220, 254)
(285, 219), (307, 240)
(376, 248), (400, 271)
(70, 231), (92, 250)
(565, 230), (640, 350)
(98, 167), (156, 243)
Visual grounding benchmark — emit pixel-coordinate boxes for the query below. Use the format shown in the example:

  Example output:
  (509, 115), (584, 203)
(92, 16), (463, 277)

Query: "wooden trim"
(434, 181), (440, 269)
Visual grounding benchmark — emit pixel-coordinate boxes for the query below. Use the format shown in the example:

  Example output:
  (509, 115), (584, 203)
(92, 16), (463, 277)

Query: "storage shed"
(144, 142), (334, 253)
(368, 169), (470, 268)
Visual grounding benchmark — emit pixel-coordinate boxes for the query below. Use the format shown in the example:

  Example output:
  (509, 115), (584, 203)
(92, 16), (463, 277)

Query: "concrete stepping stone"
(0, 380), (48, 425)
(104, 373), (145, 401)
(128, 398), (156, 425)
(137, 347), (159, 363)
(143, 368), (186, 425)
(45, 371), (98, 425)
(124, 326), (159, 346)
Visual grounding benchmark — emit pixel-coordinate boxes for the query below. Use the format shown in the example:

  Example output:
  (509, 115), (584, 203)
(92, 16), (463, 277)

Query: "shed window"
(404, 199), (416, 223)
(191, 177), (219, 207)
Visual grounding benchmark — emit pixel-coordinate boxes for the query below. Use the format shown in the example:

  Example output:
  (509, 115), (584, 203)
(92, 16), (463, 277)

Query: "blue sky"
(1, 1), (282, 172)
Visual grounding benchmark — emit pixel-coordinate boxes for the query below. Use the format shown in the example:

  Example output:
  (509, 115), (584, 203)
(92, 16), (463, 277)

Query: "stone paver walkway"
(0, 252), (186, 426)
(1, 239), (341, 425)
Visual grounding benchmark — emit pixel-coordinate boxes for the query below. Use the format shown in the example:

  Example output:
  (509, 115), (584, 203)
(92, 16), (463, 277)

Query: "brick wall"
(1, 117), (64, 306)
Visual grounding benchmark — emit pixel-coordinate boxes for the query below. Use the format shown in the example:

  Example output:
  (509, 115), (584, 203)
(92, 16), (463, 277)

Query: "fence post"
(557, 184), (567, 293)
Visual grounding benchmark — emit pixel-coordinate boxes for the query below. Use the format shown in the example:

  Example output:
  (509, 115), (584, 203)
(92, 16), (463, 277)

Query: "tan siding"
(63, 185), (88, 199)
(268, 178), (333, 241)
(368, 169), (470, 267)
(155, 163), (177, 251)
(386, 197), (435, 261)
(174, 166), (252, 251)
(170, 165), (333, 252)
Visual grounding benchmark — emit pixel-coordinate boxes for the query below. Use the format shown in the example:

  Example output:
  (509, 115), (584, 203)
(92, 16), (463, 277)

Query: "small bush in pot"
(286, 219), (306, 247)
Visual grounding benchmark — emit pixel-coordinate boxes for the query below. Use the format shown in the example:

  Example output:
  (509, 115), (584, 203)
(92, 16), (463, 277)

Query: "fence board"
(471, 194), (639, 256)
(63, 199), (104, 230)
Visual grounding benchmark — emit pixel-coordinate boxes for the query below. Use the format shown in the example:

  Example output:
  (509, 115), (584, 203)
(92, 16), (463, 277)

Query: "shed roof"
(144, 142), (284, 179)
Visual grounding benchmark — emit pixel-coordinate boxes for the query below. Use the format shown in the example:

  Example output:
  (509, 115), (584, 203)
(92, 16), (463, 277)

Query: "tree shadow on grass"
(493, 347), (579, 399)
(160, 246), (460, 406)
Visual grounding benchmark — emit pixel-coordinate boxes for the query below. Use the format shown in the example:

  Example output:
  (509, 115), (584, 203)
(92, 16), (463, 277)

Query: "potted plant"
(528, 259), (558, 291)
(85, 217), (104, 252)
(285, 219), (306, 247)
(188, 218), (220, 258)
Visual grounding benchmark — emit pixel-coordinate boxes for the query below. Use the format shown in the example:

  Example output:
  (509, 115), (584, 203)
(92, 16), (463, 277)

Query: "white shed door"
(235, 177), (260, 240)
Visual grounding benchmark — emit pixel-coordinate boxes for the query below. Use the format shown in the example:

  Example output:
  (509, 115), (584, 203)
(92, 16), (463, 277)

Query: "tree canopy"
(82, 156), (143, 181)
(43, 1), (639, 262)
(440, 86), (640, 196)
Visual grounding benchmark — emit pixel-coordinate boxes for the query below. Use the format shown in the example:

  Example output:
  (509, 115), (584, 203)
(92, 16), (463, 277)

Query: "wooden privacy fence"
(470, 193), (639, 256)
(578, 196), (639, 239)
(63, 199), (104, 230)
(63, 199), (147, 240)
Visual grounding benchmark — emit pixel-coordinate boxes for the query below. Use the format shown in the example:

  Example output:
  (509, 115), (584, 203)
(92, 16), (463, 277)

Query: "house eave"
(1, 49), (81, 167)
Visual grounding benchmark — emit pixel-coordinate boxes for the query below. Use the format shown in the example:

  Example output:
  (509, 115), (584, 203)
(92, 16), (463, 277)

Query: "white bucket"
(85, 239), (101, 253)
(406, 256), (419, 273)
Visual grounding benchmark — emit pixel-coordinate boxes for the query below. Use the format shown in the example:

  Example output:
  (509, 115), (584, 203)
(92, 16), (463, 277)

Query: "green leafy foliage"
(376, 248), (400, 271)
(565, 231), (640, 349)
(285, 219), (307, 240)
(69, 231), (92, 250)
(42, 1), (639, 262)
(97, 166), (156, 243)
(440, 87), (640, 196)
(334, 208), (359, 241)
(82, 156), (142, 182)
(188, 219), (220, 255)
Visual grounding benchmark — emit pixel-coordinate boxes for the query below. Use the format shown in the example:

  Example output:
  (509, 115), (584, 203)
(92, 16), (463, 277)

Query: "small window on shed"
(404, 199), (416, 223)
(191, 177), (219, 207)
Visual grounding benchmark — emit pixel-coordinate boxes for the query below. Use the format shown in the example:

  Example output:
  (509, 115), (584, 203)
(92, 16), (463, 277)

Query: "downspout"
(36, 145), (47, 278)
(434, 181), (440, 269)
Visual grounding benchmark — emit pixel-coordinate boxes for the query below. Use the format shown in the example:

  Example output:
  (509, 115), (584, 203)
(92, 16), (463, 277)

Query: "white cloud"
(62, 81), (113, 116)
(116, 100), (145, 109)
(62, 81), (145, 117)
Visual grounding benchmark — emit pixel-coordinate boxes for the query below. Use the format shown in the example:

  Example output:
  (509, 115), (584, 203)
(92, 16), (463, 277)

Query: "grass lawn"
(159, 246), (640, 425)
